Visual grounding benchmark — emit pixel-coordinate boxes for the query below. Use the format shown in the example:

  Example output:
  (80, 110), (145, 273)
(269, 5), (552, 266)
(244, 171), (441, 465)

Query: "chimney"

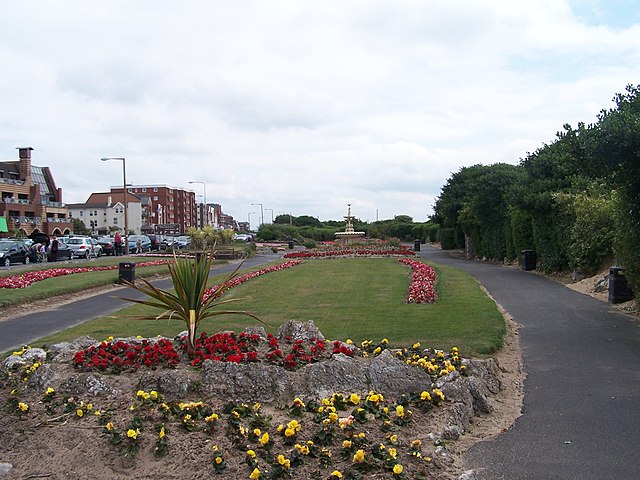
(107, 195), (112, 206)
(17, 147), (33, 182)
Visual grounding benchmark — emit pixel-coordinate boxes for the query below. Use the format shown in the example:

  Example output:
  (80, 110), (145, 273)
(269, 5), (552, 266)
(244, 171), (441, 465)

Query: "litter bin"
(288, 241), (294, 249)
(521, 250), (536, 271)
(118, 262), (136, 284)
(608, 266), (634, 304)
(414, 239), (421, 251)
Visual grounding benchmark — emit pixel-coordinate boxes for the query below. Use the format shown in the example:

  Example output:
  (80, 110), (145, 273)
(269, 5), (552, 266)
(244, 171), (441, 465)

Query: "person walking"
(135, 237), (142, 254)
(50, 236), (59, 262)
(114, 231), (122, 256)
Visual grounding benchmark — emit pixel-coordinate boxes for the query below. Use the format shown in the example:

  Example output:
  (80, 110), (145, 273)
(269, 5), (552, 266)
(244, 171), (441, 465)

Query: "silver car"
(64, 237), (102, 258)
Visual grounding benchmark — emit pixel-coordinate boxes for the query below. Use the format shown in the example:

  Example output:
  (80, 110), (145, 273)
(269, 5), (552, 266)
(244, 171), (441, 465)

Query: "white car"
(64, 237), (102, 258)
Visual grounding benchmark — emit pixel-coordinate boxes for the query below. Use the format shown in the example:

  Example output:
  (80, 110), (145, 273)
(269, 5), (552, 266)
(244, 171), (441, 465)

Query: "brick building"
(0, 147), (72, 237)
(67, 191), (143, 235)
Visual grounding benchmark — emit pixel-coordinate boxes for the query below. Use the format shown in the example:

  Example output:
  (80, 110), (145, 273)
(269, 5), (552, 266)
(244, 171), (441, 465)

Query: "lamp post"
(101, 157), (129, 255)
(188, 181), (207, 227)
(265, 208), (274, 223)
(248, 212), (255, 231)
(251, 203), (264, 227)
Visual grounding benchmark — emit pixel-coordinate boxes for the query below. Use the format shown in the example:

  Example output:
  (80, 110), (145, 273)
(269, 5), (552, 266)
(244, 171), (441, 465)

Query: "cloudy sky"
(1, 1), (639, 226)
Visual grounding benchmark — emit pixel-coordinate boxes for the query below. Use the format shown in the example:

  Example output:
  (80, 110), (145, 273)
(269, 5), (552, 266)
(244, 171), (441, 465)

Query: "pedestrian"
(50, 236), (59, 262)
(135, 238), (142, 254)
(114, 231), (122, 256)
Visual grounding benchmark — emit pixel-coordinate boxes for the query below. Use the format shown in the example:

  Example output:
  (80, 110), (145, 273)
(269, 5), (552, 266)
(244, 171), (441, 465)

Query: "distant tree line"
(431, 84), (640, 293)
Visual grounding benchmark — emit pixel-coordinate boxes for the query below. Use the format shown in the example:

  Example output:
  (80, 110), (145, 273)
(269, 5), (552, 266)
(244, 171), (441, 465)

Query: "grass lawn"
(35, 257), (505, 356)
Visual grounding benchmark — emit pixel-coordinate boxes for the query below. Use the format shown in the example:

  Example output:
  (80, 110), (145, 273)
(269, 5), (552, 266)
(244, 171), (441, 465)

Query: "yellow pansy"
(393, 464), (403, 475)
(353, 449), (365, 463)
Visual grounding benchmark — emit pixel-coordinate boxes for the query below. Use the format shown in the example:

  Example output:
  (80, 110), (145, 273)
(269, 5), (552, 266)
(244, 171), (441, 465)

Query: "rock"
(462, 358), (502, 394)
(158, 370), (194, 396)
(201, 360), (290, 403)
(47, 336), (98, 363)
(2, 355), (26, 370)
(243, 326), (268, 339)
(276, 320), (325, 342)
(465, 376), (494, 414)
(440, 381), (475, 438)
(594, 276), (609, 293)
(60, 372), (119, 398)
(27, 363), (65, 391)
(20, 347), (47, 363)
(0, 463), (12, 476)
(294, 353), (369, 400)
(459, 470), (477, 480)
(367, 350), (433, 396)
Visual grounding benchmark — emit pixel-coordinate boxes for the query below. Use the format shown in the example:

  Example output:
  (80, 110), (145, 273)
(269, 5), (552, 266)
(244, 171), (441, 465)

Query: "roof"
(85, 192), (142, 205)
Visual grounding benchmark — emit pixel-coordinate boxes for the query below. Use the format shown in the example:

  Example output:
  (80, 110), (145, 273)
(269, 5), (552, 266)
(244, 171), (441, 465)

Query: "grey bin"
(521, 250), (536, 271)
(608, 266), (634, 304)
(414, 239), (421, 251)
(118, 262), (136, 284)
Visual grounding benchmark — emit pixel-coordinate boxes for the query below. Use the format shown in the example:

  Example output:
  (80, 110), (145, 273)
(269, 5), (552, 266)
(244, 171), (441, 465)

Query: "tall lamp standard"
(265, 208), (274, 223)
(101, 157), (129, 255)
(188, 181), (207, 227)
(251, 203), (264, 227)
(247, 212), (255, 231)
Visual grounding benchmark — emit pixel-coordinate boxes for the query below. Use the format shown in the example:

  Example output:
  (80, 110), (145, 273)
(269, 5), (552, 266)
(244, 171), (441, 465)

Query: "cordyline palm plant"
(121, 249), (263, 355)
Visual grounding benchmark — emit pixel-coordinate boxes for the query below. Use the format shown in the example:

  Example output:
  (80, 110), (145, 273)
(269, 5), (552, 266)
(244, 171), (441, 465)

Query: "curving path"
(417, 246), (640, 480)
(0, 253), (281, 353)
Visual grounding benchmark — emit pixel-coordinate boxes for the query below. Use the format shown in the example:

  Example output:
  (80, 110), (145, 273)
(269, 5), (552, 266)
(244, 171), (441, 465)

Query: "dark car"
(146, 234), (163, 251)
(48, 240), (74, 261)
(0, 240), (31, 267)
(97, 236), (115, 256)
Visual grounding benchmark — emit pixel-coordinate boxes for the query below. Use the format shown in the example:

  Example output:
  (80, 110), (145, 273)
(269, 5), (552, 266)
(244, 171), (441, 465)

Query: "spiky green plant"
(120, 250), (262, 353)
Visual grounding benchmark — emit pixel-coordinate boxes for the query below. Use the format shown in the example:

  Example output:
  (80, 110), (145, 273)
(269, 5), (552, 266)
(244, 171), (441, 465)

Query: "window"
(141, 188), (146, 192)
(89, 211), (93, 216)
(153, 196), (158, 201)
(153, 187), (158, 192)
(114, 218), (118, 225)
(79, 211), (83, 216)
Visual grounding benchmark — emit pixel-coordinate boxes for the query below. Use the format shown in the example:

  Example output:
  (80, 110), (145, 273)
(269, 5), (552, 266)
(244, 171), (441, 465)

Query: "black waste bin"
(414, 239), (421, 251)
(521, 250), (536, 271)
(608, 266), (634, 304)
(119, 262), (136, 284)
(288, 241), (294, 249)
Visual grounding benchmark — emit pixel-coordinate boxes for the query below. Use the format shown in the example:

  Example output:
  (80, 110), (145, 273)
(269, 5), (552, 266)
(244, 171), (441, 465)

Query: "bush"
(304, 240), (317, 249)
(438, 228), (457, 250)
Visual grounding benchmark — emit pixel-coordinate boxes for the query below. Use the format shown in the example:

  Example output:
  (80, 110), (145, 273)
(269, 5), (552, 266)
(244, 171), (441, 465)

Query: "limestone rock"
(47, 336), (98, 363)
(60, 372), (119, 398)
(201, 360), (289, 403)
(243, 326), (268, 339)
(463, 358), (502, 394)
(367, 349), (433, 396)
(276, 320), (325, 342)
(294, 353), (368, 400)
(0, 463), (13, 476)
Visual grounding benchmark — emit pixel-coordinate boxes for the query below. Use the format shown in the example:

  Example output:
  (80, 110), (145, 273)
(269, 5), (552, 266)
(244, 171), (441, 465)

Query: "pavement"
(0, 253), (281, 353)
(416, 246), (640, 480)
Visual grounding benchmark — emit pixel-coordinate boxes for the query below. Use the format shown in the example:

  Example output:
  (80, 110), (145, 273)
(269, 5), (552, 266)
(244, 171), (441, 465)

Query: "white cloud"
(1, 0), (639, 222)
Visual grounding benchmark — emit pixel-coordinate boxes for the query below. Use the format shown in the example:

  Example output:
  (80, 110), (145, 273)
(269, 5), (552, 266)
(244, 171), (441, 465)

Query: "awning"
(0, 217), (8, 233)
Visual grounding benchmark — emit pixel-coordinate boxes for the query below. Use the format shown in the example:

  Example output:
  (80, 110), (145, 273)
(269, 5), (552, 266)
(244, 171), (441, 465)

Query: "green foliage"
(438, 228), (457, 250)
(303, 240), (317, 249)
(72, 218), (90, 235)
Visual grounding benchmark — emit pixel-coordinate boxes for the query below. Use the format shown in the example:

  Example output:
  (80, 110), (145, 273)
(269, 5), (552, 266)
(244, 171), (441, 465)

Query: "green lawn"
(35, 258), (505, 356)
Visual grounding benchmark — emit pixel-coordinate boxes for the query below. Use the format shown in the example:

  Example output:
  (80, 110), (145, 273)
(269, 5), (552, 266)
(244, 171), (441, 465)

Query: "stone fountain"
(335, 204), (365, 245)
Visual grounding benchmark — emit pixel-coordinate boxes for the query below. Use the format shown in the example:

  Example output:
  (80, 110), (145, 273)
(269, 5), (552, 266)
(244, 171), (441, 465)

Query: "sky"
(1, 1), (639, 227)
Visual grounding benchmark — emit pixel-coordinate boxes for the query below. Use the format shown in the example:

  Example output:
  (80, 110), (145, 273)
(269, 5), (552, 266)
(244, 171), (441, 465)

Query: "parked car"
(64, 237), (100, 258)
(127, 235), (152, 253)
(0, 240), (31, 266)
(146, 234), (163, 251)
(97, 236), (115, 256)
(48, 240), (74, 261)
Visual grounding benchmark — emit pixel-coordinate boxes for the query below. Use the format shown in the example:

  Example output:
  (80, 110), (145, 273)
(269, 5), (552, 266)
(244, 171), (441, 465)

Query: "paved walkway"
(417, 246), (640, 480)
(0, 254), (281, 353)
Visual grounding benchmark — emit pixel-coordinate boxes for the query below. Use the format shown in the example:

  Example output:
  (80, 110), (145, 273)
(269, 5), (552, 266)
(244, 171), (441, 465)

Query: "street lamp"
(101, 157), (129, 255)
(251, 203), (264, 226)
(188, 181), (207, 227)
(247, 212), (256, 231)
(265, 208), (274, 223)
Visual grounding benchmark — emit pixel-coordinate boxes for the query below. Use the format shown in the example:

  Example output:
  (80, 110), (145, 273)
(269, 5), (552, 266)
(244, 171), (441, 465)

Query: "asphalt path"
(0, 253), (282, 353)
(416, 246), (640, 480)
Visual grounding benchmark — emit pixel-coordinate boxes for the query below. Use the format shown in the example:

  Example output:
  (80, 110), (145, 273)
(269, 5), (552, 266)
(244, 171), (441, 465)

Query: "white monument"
(335, 204), (365, 244)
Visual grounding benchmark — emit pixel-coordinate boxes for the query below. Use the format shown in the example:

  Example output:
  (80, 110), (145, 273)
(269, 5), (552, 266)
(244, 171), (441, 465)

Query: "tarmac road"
(0, 253), (281, 353)
(416, 246), (640, 480)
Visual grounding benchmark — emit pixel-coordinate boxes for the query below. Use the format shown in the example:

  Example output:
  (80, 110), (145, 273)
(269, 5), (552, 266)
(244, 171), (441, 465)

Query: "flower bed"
(398, 258), (438, 304)
(283, 248), (415, 259)
(0, 260), (172, 289)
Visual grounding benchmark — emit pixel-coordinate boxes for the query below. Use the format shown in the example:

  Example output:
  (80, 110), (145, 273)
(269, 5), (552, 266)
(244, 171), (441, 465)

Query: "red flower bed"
(202, 260), (302, 301)
(73, 338), (180, 372)
(0, 260), (171, 289)
(283, 248), (415, 259)
(398, 258), (438, 304)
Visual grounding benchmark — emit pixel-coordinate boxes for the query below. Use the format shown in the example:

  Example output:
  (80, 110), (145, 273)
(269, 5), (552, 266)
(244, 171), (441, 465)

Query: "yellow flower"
(159, 426), (165, 438)
(420, 391), (432, 401)
(18, 402), (29, 412)
(206, 413), (219, 422)
(349, 393), (360, 405)
(393, 463), (403, 475)
(136, 335), (142, 339)
(107, 336), (114, 341)
(373, 346), (382, 355)
(259, 432), (270, 446)
(86, 403), (93, 411)
(183, 414), (192, 421)
(45, 387), (55, 395)
(388, 447), (397, 459)
(287, 419), (300, 432)
(150, 390), (158, 401)
(346, 338), (353, 345)
(136, 390), (146, 397)
(215, 457), (222, 464)
(129, 405), (135, 411)
(247, 450), (256, 458)
(389, 434), (398, 443)
(94, 411), (101, 416)
(76, 409), (84, 418)
(353, 449), (365, 463)
(106, 422), (114, 431)
(412, 342), (421, 349)
(253, 428), (262, 437)
(249, 468), (261, 479)
(328, 412), (338, 422)
(396, 405), (405, 417)
(253, 402), (261, 411)
(127, 428), (140, 439)
(292, 397), (305, 408)
(410, 439), (422, 447)
(331, 471), (343, 479)
(277, 454), (287, 465)
(343, 440), (352, 449)
(285, 428), (296, 437)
